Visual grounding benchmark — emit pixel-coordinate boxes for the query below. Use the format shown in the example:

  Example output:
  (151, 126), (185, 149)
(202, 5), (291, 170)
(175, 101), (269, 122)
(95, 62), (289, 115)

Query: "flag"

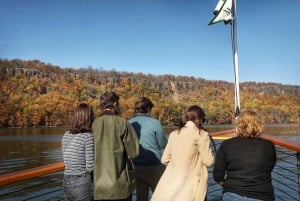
(209, 0), (233, 25)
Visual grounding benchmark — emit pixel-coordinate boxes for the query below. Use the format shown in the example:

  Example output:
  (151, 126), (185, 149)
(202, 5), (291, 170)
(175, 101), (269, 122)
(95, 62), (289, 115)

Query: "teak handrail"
(210, 129), (300, 153)
(0, 162), (64, 186)
(260, 133), (300, 153)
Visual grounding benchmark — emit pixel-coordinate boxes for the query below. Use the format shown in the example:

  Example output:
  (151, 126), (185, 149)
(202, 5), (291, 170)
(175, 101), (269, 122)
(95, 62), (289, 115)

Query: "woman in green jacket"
(92, 91), (139, 201)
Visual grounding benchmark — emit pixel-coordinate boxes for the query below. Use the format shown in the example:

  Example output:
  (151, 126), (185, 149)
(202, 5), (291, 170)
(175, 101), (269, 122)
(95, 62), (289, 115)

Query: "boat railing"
(0, 129), (299, 201)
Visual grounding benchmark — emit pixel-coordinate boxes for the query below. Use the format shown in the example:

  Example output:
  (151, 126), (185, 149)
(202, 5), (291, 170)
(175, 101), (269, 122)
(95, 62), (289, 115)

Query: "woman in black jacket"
(213, 110), (276, 201)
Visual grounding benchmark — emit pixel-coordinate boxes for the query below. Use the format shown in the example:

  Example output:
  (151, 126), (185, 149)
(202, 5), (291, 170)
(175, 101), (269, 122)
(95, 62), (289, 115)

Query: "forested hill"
(0, 59), (299, 127)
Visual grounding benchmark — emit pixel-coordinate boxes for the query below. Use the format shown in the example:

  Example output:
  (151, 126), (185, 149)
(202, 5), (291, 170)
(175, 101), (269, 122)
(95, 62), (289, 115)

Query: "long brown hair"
(68, 103), (94, 134)
(179, 105), (206, 133)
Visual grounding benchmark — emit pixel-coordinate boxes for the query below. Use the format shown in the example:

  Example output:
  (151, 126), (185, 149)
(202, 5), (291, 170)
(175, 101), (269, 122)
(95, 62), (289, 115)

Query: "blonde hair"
(236, 110), (263, 138)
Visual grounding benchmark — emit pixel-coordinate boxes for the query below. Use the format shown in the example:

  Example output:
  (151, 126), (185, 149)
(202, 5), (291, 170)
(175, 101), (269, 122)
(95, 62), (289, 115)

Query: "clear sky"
(1, 0), (299, 86)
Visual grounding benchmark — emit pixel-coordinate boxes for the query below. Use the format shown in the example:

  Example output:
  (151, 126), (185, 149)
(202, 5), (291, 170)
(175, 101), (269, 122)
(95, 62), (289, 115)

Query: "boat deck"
(1, 130), (299, 201)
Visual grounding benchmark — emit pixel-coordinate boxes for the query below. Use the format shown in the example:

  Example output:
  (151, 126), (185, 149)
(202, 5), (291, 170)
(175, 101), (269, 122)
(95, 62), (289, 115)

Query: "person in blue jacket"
(129, 97), (167, 201)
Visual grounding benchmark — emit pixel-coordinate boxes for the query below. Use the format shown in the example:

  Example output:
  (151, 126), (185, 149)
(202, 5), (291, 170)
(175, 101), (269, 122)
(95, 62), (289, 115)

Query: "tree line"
(0, 58), (299, 128)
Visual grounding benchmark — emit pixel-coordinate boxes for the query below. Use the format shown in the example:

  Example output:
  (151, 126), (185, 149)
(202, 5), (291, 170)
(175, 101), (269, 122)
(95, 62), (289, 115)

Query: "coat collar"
(185, 121), (196, 127)
(101, 110), (116, 116)
(133, 113), (150, 117)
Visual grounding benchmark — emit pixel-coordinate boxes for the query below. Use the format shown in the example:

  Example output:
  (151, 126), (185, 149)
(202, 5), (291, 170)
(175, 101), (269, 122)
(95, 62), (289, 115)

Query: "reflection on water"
(0, 139), (62, 174)
(0, 127), (67, 136)
(263, 123), (300, 136)
(0, 127), (66, 174)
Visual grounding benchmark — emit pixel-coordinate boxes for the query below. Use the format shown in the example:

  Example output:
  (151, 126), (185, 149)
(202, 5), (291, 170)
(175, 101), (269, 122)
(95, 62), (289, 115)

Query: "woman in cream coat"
(151, 105), (215, 201)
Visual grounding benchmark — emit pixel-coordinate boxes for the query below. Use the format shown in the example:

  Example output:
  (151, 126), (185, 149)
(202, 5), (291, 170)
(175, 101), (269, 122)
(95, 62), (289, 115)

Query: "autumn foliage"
(0, 59), (299, 127)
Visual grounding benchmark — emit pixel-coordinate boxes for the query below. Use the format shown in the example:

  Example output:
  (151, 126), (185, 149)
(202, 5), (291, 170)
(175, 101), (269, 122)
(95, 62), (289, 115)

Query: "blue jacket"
(129, 113), (167, 166)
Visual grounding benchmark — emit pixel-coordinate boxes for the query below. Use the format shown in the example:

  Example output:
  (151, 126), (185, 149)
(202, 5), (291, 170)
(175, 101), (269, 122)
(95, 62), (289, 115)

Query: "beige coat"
(151, 121), (215, 201)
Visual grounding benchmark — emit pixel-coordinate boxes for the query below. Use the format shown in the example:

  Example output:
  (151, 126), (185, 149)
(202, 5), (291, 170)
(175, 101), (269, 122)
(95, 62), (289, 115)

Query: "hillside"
(0, 59), (299, 127)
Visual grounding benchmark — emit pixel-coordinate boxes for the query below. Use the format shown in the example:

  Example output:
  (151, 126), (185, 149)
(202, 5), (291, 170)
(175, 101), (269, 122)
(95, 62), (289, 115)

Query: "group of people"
(62, 91), (277, 201)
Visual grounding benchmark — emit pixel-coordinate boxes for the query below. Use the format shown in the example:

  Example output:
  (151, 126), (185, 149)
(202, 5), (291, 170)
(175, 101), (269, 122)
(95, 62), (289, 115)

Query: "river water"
(0, 124), (299, 200)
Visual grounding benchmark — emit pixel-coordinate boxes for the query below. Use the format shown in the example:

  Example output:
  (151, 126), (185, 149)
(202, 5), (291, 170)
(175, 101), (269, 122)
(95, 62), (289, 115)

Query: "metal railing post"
(297, 152), (300, 200)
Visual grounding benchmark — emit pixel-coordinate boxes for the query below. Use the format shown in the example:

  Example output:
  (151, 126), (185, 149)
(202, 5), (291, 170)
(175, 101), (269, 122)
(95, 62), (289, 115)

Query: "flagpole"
(231, 0), (240, 117)
(209, 0), (241, 117)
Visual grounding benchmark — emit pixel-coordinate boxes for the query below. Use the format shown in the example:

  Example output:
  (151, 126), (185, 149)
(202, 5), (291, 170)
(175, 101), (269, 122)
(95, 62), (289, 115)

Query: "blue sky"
(1, 0), (299, 86)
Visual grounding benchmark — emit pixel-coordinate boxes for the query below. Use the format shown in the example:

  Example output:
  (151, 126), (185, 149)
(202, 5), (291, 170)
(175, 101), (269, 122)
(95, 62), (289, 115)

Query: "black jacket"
(213, 136), (276, 201)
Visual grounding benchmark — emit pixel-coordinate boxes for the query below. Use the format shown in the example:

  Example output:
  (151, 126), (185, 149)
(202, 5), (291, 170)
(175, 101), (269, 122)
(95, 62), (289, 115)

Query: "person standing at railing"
(129, 97), (167, 201)
(92, 91), (139, 201)
(62, 103), (95, 201)
(213, 110), (277, 201)
(151, 105), (215, 201)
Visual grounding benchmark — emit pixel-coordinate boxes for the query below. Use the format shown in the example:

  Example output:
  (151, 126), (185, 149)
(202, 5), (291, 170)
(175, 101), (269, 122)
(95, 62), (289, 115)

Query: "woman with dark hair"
(62, 103), (94, 201)
(151, 105), (214, 201)
(213, 110), (276, 201)
(129, 97), (167, 201)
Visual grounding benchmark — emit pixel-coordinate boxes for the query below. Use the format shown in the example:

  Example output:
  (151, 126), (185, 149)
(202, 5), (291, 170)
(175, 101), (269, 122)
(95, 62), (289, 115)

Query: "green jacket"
(92, 113), (139, 200)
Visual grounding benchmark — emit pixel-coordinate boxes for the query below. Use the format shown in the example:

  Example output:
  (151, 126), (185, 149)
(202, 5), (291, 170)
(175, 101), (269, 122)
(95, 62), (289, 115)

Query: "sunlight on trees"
(0, 59), (299, 127)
